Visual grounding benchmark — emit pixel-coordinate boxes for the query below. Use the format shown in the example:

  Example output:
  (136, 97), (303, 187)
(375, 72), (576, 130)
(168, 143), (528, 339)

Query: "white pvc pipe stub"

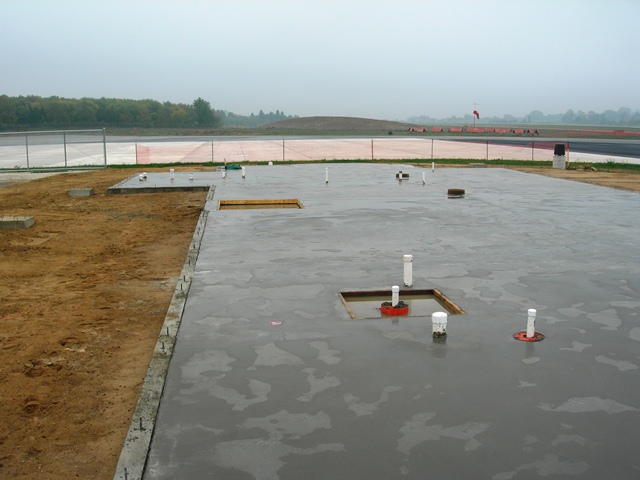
(432, 311), (448, 337)
(526, 309), (537, 338)
(391, 285), (400, 307)
(403, 255), (413, 287)
(514, 308), (545, 342)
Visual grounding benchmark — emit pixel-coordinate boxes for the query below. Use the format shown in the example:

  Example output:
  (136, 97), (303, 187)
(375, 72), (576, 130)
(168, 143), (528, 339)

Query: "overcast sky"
(1, 0), (639, 120)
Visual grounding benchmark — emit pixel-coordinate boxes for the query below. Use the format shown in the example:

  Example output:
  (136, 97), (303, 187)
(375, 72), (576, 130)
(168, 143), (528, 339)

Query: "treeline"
(408, 107), (640, 126)
(0, 94), (295, 130)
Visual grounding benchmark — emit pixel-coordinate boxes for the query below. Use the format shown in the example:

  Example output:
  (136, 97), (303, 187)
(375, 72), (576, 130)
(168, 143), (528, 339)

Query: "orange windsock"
(473, 110), (480, 119)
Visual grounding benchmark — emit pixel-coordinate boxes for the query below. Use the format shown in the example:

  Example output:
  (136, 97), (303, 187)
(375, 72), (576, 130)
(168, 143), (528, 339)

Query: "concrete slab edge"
(107, 173), (214, 194)
(108, 185), (212, 194)
(112, 203), (210, 480)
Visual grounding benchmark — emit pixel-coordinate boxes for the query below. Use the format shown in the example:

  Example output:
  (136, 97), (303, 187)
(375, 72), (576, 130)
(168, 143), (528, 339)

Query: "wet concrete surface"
(107, 171), (218, 193)
(141, 164), (640, 479)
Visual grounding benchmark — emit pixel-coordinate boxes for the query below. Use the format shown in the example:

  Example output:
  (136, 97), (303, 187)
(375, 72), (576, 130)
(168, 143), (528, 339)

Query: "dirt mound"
(260, 116), (417, 132)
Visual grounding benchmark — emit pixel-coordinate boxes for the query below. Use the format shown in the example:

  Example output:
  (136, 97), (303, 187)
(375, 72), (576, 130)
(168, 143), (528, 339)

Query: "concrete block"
(68, 188), (94, 197)
(0, 216), (35, 230)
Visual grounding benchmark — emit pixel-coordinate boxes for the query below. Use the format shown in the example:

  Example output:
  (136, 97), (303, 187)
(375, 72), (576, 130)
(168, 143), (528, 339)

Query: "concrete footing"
(68, 188), (94, 197)
(0, 216), (35, 230)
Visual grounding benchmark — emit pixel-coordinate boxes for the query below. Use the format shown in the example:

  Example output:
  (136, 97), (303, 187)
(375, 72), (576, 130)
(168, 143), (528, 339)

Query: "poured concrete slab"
(0, 215), (34, 229)
(68, 187), (94, 197)
(128, 165), (639, 480)
(107, 172), (218, 194)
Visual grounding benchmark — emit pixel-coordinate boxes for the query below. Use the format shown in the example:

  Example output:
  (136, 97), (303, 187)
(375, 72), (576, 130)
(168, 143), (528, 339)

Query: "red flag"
(473, 110), (480, 119)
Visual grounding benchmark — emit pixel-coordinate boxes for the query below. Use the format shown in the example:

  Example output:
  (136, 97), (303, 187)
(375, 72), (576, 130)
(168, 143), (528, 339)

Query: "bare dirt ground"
(0, 168), (208, 479)
(508, 166), (640, 192)
(0, 165), (638, 480)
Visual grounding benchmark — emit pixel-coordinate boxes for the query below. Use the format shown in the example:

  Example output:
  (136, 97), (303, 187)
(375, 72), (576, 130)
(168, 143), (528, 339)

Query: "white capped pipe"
(403, 254), (413, 286)
(170, 168), (175, 179)
(241, 166), (246, 178)
(138, 174), (144, 181)
(325, 167), (329, 184)
(432, 311), (448, 336)
(432, 162), (435, 172)
(398, 170), (403, 181)
(142, 172), (148, 179)
(527, 308), (537, 338)
(222, 167), (226, 178)
(189, 173), (194, 181)
(422, 171), (426, 185)
(269, 161), (273, 165)
(391, 285), (400, 307)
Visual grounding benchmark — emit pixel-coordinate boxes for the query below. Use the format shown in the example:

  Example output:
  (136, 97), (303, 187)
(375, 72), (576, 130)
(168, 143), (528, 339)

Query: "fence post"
(25, 133), (30, 170)
(102, 128), (107, 167)
(63, 131), (68, 168)
(532, 141), (534, 161)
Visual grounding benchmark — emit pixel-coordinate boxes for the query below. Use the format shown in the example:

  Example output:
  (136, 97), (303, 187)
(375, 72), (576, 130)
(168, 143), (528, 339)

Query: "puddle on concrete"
(341, 289), (464, 319)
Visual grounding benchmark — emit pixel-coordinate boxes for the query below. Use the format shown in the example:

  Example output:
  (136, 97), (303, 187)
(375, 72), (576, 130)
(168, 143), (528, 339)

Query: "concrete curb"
(112, 189), (213, 480)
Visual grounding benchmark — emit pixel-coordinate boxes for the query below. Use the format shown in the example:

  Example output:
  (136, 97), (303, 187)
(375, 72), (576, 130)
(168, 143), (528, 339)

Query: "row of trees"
(0, 95), (295, 130)
(408, 107), (640, 126)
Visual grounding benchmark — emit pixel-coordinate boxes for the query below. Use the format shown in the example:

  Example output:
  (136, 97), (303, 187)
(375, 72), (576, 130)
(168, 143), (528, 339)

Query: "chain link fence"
(0, 129), (107, 171)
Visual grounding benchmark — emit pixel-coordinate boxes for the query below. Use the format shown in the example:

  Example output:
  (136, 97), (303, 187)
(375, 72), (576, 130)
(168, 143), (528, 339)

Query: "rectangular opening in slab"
(218, 199), (303, 210)
(340, 289), (464, 319)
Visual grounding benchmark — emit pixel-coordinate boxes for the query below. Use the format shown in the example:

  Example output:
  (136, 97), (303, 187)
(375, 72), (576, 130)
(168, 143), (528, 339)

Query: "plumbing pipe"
(189, 173), (194, 181)
(242, 166), (246, 179)
(222, 167), (226, 178)
(325, 167), (329, 184)
(422, 171), (426, 185)
(170, 168), (174, 180)
(391, 285), (400, 307)
(138, 174), (144, 181)
(527, 309), (536, 338)
(403, 255), (413, 286)
(432, 162), (435, 172)
(269, 161), (273, 165)
(432, 311), (448, 337)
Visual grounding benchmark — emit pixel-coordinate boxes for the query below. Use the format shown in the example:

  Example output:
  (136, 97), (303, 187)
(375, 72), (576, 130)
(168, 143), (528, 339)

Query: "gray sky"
(1, 0), (639, 120)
